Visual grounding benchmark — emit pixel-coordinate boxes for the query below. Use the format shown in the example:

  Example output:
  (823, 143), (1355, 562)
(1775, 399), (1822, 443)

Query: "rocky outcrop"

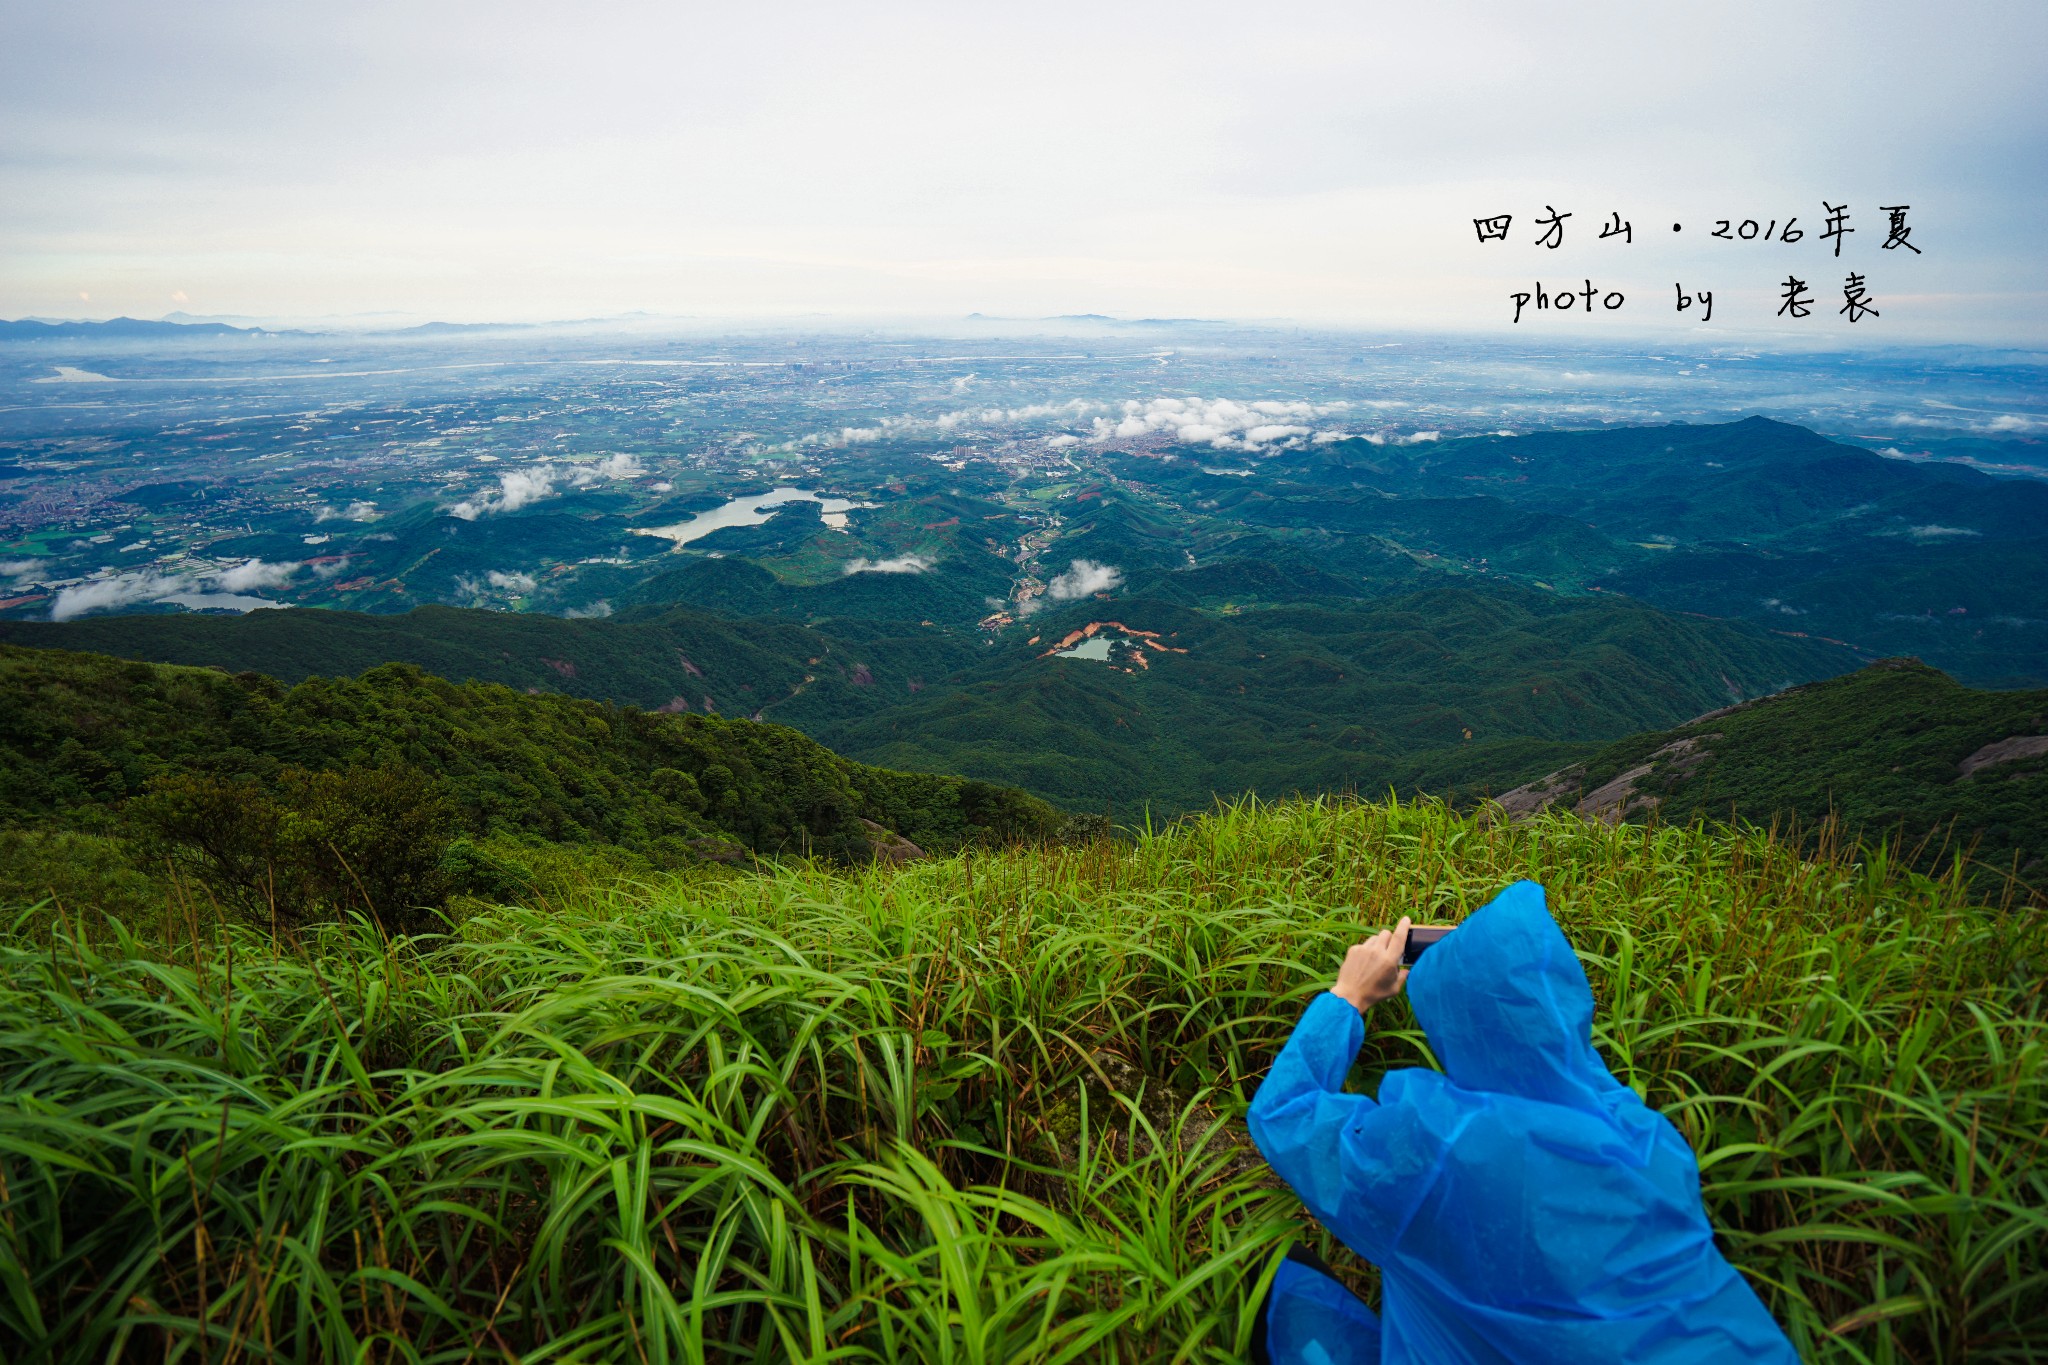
(1573, 763), (1658, 826)
(1492, 735), (1718, 827)
(859, 818), (925, 864)
(1492, 765), (1584, 819)
(686, 837), (746, 864)
(1958, 735), (2048, 778)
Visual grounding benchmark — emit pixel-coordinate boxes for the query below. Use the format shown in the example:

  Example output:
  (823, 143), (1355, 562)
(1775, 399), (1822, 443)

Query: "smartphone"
(1402, 925), (1456, 966)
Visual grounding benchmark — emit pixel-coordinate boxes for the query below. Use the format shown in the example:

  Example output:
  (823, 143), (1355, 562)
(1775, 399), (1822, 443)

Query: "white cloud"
(449, 464), (561, 519)
(934, 400), (1097, 432)
(844, 555), (932, 575)
(46, 559), (305, 618)
(564, 600), (613, 618)
(213, 558), (299, 592)
(316, 500), (379, 522)
(1047, 559), (1123, 599)
(1244, 423), (1311, 444)
(487, 569), (538, 592)
(777, 396), (1389, 458)
(0, 559), (43, 580)
(567, 453), (647, 486)
(498, 467), (556, 511)
(767, 399), (1105, 453)
(1083, 397), (1353, 451)
(1910, 525), (1981, 538)
(50, 572), (184, 621)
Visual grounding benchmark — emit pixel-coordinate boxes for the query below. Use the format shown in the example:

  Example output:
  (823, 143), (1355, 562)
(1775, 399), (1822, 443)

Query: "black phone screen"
(1403, 925), (1455, 966)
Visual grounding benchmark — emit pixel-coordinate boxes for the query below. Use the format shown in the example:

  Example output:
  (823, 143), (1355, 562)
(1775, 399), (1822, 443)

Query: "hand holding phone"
(1333, 915), (1412, 1013)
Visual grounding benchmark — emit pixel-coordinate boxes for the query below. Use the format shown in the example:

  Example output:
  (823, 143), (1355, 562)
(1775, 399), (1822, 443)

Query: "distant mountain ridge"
(1493, 658), (2047, 880)
(0, 316), (295, 339)
(1222, 416), (2048, 685)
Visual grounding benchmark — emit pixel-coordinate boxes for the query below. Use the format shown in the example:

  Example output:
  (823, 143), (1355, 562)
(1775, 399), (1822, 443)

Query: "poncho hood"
(1406, 879), (1643, 1126)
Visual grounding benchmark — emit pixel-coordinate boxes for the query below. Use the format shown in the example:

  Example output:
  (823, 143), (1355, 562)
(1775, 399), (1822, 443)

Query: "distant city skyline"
(4, 1), (2044, 344)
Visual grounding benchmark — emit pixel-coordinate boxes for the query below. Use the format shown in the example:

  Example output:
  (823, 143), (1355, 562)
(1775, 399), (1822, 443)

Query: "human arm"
(1246, 918), (1411, 1221)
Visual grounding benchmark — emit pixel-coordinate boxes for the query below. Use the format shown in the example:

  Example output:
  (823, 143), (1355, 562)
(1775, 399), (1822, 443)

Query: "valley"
(3, 323), (2044, 821)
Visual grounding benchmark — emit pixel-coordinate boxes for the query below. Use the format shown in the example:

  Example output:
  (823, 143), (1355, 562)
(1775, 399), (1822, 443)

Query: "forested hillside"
(1237, 417), (2048, 686)
(1496, 658), (2048, 881)
(0, 581), (1859, 811)
(0, 644), (1066, 929)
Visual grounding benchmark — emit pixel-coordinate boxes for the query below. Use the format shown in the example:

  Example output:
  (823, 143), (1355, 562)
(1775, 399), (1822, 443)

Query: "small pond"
(1056, 636), (1114, 661)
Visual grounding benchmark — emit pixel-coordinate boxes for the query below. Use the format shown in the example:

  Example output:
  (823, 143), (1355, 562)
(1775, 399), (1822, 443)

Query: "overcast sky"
(3, 1), (2044, 342)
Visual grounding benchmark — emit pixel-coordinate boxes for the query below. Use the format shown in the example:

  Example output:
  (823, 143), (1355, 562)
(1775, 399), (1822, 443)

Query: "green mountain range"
(0, 580), (1858, 812)
(1235, 417), (2048, 686)
(1494, 658), (2047, 882)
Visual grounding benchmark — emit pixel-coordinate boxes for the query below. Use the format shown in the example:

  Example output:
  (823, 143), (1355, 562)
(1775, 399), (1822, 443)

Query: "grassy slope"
(1507, 659), (2048, 880)
(3, 798), (2041, 1362)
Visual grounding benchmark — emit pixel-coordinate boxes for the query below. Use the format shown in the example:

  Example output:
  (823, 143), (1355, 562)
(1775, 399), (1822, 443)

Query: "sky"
(3, 1), (2045, 342)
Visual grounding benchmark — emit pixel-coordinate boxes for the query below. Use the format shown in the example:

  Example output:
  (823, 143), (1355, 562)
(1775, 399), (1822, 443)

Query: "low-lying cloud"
(49, 557), (300, 621)
(316, 500), (380, 522)
(451, 466), (557, 520)
(486, 569), (538, 592)
(450, 455), (649, 519)
(49, 572), (185, 620)
(844, 555), (932, 575)
(215, 558), (300, 592)
(1083, 397), (1354, 451)
(572, 453), (646, 483)
(1047, 559), (1123, 598)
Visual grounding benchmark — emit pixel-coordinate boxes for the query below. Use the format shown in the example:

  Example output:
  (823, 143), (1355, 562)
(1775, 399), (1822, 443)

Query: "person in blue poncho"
(1246, 881), (1799, 1364)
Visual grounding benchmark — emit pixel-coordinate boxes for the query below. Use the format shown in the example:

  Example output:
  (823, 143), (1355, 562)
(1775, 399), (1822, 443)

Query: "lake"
(632, 487), (876, 549)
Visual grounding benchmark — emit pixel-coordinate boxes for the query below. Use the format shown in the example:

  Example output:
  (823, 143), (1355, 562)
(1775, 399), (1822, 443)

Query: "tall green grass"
(2, 798), (2043, 1362)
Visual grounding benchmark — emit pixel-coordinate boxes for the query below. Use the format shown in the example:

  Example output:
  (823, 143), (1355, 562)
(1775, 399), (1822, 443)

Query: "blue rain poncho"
(1247, 881), (1798, 1364)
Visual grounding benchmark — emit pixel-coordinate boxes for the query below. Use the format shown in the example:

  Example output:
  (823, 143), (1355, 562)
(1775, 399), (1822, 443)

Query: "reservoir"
(633, 487), (876, 549)
(1056, 636), (1114, 661)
